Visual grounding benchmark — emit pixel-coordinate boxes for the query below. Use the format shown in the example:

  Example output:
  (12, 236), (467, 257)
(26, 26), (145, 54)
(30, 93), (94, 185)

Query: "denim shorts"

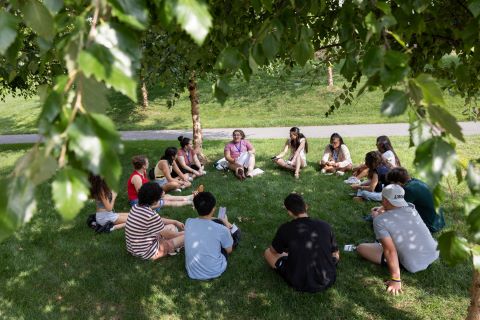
(96, 211), (119, 226)
(155, 178), (168, 187)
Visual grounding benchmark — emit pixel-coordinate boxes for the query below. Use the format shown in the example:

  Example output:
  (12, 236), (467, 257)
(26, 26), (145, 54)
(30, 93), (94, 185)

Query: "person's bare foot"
(294, 172), (300, 179)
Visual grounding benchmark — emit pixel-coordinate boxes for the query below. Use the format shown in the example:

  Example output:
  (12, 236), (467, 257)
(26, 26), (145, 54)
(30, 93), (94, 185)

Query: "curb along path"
(0, 122), (478, 145)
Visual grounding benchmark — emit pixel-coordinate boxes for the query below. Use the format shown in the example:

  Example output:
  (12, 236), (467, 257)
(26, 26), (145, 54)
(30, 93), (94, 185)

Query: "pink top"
(177, 148), (196, 166)
(224, 140), (253, 160)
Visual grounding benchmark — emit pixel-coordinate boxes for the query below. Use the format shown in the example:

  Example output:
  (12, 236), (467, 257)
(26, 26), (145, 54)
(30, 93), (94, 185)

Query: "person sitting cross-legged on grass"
(264, 193), (339, 293)
(125, 182), (185, 261)
(356, 184), (439, 295)
(89, 174), (128, 231)
(319, 133), (352, 176)
(224, 129), (256, 180)
(185, 192), (236, 280)
(351, 151), (389, 202)
(387, 167), (445, 233)
(154, 147), (192, 192)
(272, 127), (308, 179)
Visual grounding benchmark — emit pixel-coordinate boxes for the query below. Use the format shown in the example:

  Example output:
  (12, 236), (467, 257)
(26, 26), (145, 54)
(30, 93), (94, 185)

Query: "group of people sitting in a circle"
(87, 128), (445, 294)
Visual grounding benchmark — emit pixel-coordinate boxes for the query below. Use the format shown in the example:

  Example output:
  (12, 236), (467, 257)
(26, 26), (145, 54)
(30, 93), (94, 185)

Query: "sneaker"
(344, 177), (361, 184)
(335, 171), (345, 176)
(188, 176), (193, 182)
(174, 188), (182, 192)
(321, 168), (326, 174)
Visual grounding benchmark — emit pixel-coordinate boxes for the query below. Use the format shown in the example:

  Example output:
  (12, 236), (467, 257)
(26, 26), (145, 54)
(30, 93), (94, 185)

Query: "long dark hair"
(161, 147), (178, 165)
(289, 127), (308, 153)
(365, 151), (385, 179)
(376, 135), (401, 166)
(178, 136), (191, 149)
(88, 174), (112, 201)
(329, 133), (344, 152)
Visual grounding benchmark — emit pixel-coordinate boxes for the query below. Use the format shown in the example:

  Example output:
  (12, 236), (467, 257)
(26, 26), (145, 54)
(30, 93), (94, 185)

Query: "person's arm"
(162, 218), (185, 230)
(219, 219), (234, 254)
(224, 147), (235, 164)
(172, 161), (189, 182)
(176, 155), (189, 171)
(371, 206), (385, 219)
(336, 145), (352, 167)
(380, 236), (402, 295)
(131, 175), (143, 192)
(99, 191), (116, 211)
(192, 154), (203, 175)
(321, 146), (331, 165)
(246, 140), (255, 154)
(275, 140), (289, 159)
(291, 138), (306, 162)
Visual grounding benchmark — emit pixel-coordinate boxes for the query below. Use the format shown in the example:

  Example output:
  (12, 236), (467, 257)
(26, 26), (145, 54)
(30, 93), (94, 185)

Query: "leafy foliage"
(0, 1), (480, 308)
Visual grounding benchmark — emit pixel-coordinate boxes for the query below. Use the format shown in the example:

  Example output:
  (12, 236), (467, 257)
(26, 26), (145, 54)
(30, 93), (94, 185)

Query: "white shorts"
(96, 211), (119, 226)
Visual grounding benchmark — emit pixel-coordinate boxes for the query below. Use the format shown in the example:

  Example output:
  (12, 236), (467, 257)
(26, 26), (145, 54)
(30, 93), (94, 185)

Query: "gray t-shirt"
(373, 205), (439, 273)
(185, 218), (233, 280)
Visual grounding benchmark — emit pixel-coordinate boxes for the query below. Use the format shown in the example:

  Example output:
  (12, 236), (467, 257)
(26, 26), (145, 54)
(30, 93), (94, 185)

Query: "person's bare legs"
(228, 162), (245, 179)
(322, 165), (336, 173)
(162, 181), (183, 192)
(274, 159), (295, 171)
(357, 243), (383, 264)
(264, 248), (288, 269)
(337, 164), (353, 172)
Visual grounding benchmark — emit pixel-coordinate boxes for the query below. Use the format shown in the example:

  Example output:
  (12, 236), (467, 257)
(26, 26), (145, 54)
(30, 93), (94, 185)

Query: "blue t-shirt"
(185, 218), (233, 280)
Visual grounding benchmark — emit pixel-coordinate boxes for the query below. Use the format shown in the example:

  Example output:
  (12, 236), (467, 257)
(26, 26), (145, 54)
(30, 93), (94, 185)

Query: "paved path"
(0, 122), (478, 144)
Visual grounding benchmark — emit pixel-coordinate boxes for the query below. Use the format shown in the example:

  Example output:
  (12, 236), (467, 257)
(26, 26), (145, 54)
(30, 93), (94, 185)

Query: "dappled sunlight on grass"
(0, 136), (478, 318)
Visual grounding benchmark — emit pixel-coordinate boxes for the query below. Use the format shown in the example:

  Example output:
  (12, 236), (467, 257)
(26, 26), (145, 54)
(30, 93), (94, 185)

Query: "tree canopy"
(1, 0), (480, 314)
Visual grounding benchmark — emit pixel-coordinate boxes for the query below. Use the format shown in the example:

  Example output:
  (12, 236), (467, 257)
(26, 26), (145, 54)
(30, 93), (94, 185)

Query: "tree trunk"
(468, 270), (480, 320)
(188, 72), (207, 164)
(327, 64), (334, 88)
(141, 79), (149, 109)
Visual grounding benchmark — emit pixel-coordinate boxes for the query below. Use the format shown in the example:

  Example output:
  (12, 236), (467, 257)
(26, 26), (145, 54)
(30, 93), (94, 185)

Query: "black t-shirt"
(271, 217), (338, 292)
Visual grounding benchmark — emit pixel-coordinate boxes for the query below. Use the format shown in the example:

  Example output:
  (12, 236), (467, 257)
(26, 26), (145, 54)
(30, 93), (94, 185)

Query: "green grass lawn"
(0, 66), (472, 134)
(0, 136), (477, 319)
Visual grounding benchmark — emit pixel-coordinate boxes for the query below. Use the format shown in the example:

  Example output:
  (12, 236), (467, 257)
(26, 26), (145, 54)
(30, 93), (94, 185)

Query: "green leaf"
(472, 245), (480, 271)
(414, 74), (445, 107)
(293, 38), (313, 66)
(262, 33), (280, 60)
(414, 137), (457, 187)
(438, 231), (470, 266)
(428, 105), (465, 142)
(432, 184), (445, 209)
(261, 0), (273, 12)
(465, 196), (480, 216)
(173, 0), (212, 45)
(108, 0), (149, 30)
(0, 11), (19, 55)
(44, 0), (63, 14)
(0, 179), (17, 242)
(363, 46), (384, 76)
(216, 47), (242, 70)
(78, 45), (137, 102)
(467, 162), (480, 195)
(364, 12), (380, 35)
(21, 0), (55, 41)
(212, 78), (231, 105)
(467, 205), (480, 240)
(15, 148), (58, 185)
(79, 74), (110, 113)
(38, 90), (63, 135)
(341, 56), (357, 81)
(381, 89), (408, 116)
(252, 43), (266, 65)
(52, 168), (89, 220)
(468, 0), (480, 17)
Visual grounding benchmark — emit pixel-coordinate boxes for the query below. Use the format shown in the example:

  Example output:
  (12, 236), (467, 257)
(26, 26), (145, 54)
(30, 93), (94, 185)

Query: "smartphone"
(218, 207), (226, 219)
(343, 244), (356, 252)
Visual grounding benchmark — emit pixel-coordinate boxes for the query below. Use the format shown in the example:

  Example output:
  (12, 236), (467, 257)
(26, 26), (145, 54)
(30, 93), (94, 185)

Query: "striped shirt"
(125, 204), (165, 260)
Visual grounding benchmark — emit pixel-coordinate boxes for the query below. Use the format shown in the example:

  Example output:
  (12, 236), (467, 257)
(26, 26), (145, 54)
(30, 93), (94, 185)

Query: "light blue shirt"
(185, 218), (233, 280)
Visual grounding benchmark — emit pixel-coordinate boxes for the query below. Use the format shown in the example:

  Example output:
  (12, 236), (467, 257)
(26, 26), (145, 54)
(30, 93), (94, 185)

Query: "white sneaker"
(174, 188), (182, 192)
(335, 171), (345, 176)
(188, 177), (193, 182)
(344, 177), (361, 184)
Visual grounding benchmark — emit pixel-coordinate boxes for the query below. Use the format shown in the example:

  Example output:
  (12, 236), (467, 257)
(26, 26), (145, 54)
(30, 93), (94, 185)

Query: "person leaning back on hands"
(356, 184), (439, 295)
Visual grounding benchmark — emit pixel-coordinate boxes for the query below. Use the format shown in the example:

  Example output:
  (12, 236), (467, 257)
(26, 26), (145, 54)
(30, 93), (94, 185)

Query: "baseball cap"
(382, 184), (408, 207)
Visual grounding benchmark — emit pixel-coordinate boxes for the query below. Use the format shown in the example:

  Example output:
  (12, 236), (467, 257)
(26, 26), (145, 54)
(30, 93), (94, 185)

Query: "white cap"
(382, 184), (408, 207)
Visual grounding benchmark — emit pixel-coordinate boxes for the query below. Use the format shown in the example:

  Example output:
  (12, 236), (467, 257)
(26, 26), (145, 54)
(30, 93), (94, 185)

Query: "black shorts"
(275, 256), (289, 277)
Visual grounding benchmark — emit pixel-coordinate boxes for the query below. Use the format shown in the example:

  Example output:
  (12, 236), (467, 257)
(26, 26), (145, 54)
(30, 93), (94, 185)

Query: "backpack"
(86, 214), (114, 233)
